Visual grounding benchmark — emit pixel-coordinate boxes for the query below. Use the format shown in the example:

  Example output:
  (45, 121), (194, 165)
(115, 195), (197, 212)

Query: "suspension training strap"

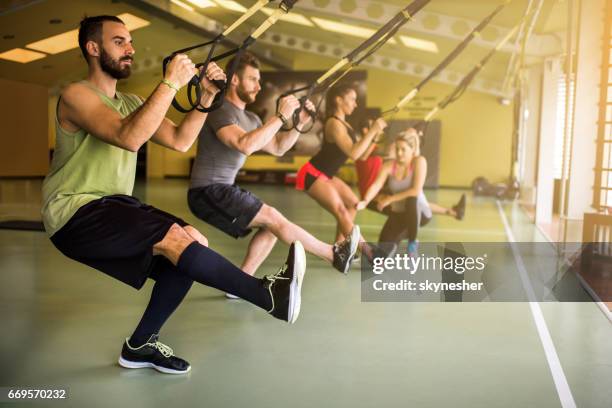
(163, 0), (298, 113)
(382, 1), (511, 115)
(278, 0), (431, 133)
(423, 24), (519, 122)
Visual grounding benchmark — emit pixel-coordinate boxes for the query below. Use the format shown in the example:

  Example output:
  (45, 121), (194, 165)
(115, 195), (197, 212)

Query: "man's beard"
(100, 47), (132, 79)
(236, 84), (257, 104)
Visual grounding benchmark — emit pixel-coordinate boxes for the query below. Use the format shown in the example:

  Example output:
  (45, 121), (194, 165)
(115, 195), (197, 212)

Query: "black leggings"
(378, 197), (431, 244)
(130, 242), (272, 346)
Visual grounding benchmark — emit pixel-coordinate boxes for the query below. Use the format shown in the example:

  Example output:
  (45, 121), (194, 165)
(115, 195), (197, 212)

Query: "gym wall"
(0, 78), (49, 177)
(68, 55), (512, 187)
(291, 53), (513, 188)
(360, 65), (513, 188)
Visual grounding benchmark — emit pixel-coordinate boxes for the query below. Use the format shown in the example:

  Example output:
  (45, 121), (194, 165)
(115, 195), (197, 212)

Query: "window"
(593, 3), (612, 211)
(554, 73), (575, 180)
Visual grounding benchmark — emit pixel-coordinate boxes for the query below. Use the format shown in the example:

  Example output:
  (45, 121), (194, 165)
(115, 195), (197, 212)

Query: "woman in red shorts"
(295, 84), (387, 242)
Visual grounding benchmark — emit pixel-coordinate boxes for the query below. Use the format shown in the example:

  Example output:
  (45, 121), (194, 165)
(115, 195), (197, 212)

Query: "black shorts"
(50, 195), (188, 290)
(187, 184), (263, 239)
(304, 173), (317, 191)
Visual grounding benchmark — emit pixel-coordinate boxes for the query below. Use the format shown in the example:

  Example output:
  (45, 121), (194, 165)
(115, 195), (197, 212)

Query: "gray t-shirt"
(190, 100), (263, 188)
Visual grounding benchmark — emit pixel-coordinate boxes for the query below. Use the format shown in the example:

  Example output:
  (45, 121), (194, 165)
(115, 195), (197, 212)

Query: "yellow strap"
(424, 106), (439, 122)
(316, 58), (350, 84)
(251, 7), (285, 39)
(496, 25), (519, 51)
(395, 88), (419, 110)
(222, 0), (270, 37)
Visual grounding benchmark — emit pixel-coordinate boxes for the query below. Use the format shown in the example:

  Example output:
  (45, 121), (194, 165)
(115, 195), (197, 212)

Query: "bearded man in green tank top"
(42, 15), (306, 375)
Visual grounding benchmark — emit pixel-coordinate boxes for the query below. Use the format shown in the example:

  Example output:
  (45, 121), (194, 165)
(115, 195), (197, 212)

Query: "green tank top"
(42, 81), (143, 236)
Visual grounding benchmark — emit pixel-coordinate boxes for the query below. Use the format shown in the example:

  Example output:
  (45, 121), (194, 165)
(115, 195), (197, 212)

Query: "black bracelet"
(197, 93), (216, 110)
(276, 112), (289, 125)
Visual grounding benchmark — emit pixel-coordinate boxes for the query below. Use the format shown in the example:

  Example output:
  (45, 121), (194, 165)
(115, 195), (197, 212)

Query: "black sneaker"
(263, 241), (306, 324)
(452, 194), (466, 220)
(363, 242), (396, 264)
(332, 225), (360, 274)
(118, 334), (191, 374)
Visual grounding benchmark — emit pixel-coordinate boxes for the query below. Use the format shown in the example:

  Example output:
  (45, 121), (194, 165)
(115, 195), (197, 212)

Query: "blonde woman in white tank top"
(357, 129), (466, 255)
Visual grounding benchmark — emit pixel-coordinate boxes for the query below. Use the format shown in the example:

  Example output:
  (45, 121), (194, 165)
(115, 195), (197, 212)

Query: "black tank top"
(310, 116), (357, 178)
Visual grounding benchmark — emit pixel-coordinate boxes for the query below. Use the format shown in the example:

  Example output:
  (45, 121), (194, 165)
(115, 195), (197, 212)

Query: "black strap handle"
(160, 0), (296, 114)
(162, 36), (225, 114)
(275, 84), (320, 133)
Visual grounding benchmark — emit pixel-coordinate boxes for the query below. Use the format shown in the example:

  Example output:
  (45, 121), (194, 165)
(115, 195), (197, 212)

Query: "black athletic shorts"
(50, 195), (188, 289)
(187, 184), (263, 239)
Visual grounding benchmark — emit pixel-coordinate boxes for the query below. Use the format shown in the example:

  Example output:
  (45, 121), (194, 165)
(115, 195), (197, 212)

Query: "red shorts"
(355, 156), (383, 198)
(295, 162), (330, 191)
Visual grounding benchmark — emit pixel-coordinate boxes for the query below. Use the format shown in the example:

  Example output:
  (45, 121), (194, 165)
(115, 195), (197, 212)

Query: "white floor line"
(496, 200), (577, 408)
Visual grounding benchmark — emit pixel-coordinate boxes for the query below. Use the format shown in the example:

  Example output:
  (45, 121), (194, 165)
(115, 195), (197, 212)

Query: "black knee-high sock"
(130, 260), (194, 347)
(177, 242), (272, 311)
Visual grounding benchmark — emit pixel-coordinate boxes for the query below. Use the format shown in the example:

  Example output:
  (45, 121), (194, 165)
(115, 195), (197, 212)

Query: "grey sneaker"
(332, 225), (361, 274)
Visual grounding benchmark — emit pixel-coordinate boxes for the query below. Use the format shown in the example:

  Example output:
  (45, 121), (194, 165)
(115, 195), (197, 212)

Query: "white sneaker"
(225, 293), (240, 300)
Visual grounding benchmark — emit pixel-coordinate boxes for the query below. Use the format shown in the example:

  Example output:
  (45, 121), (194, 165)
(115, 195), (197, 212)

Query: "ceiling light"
(185, 0), (216, 7)
(26, 29), (78, 54)
(260, 8), (313, 27)
(311, 17), (396, 44)
(0, 48), (46, 63)
(399, 35), (438, 53)
(25, 13), (150, 55)
(214, 0), (247, 12)
(117, 13), (152, 30)
(171, 0), (195, 12)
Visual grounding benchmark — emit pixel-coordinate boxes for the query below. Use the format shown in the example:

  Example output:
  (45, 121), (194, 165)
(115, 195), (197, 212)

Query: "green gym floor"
(0, 179), (610, 408)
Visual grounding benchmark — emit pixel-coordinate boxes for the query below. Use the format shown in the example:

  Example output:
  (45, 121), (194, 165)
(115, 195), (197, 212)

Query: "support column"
(535, 58), (562, 224)
(518, 65), (543, 204)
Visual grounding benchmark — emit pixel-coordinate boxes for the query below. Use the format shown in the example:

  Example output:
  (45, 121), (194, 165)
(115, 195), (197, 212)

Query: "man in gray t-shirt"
(190, 99), (261, 188)
(188, 52), (360, 282)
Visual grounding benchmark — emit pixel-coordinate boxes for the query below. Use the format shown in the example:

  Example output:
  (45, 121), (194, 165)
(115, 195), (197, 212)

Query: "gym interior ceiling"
(0, 0), (567, 96)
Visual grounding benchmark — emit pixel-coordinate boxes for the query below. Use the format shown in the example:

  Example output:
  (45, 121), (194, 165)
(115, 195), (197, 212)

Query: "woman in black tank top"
(295, 84), (387, 242)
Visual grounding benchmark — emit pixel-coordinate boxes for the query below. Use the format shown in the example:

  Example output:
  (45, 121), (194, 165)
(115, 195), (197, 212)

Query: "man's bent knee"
(184, 225), (209, 247)
(153, 223), (197, 264)
(254, 204), (286, 229)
